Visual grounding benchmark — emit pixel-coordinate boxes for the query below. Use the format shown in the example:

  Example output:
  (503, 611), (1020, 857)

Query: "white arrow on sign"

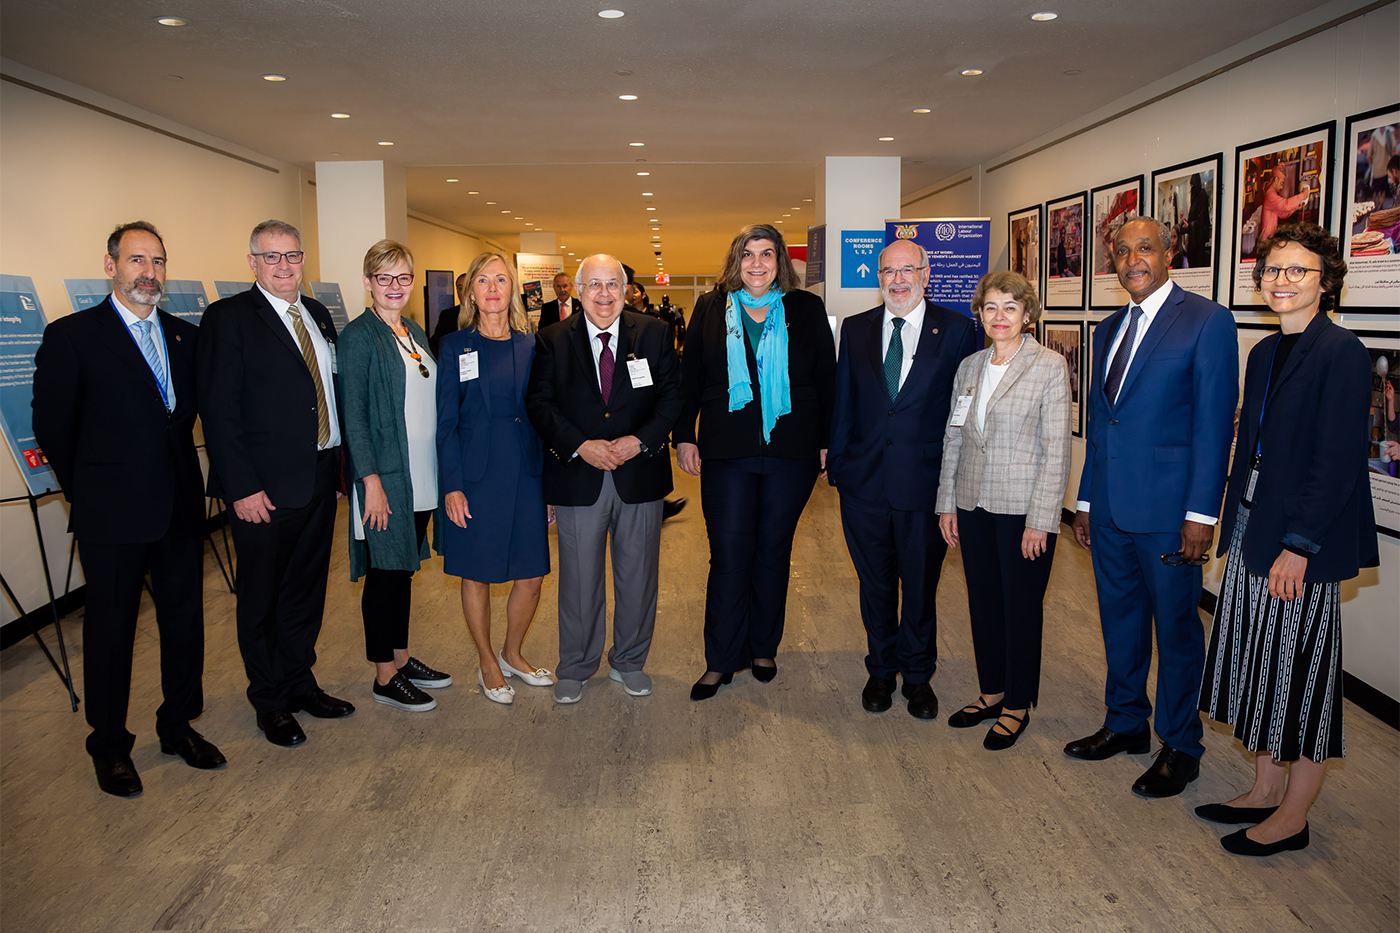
(856, 263), (870, 278)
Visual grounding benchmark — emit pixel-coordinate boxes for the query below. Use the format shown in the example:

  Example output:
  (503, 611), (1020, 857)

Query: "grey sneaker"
(373, 672), (437, 712)
(608, 668), (652, 696)
(553, 678), (586, 705)
(400, 656), (452, 688)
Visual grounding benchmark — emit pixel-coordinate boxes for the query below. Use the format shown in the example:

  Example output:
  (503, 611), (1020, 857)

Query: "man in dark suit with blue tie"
(33, 222), (224, 797)
(826, 238), (977, 719)
(1066, 217), (1237, 798)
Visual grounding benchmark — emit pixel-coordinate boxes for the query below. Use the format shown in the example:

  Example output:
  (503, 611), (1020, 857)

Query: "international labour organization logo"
(934, 223), (956, 241)
(894, 225), (920, 239)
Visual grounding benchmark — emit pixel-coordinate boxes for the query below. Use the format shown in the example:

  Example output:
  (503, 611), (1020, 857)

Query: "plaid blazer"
(933, 337), (1072, 533)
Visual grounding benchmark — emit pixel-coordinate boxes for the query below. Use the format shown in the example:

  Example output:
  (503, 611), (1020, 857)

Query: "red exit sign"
(654, 273), (670, 285)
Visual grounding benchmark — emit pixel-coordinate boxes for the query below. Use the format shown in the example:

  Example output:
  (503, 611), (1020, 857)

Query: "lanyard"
(1254, 337), (1282, 459)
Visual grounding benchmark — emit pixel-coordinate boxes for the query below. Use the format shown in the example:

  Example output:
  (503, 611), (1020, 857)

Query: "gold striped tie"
(286, 304), (331, 447)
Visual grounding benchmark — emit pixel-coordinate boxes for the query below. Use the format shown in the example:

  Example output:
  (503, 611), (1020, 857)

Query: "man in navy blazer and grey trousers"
(826, 238), (977, 720)
(1066, 217), (1237, 799)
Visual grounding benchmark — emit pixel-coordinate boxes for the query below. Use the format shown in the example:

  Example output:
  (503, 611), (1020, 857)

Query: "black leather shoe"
(662, 498), (688, 520)
(256, 710), (307, 747)
(93, 754), (143, 797)
(861, 675), (897, 713)
(1131, 745), (1200, 799)
(288, 688), (355, 719)
(904, 682), (938, 721)
(1195, 803), (1280, 824)
(1221, 823), (1309, 856)
(984, 710), (1030, 750)
(751, 661), (777, 684)
(948, 698), (1004, 728)
(160, 731), (227, 770)
(1063, 725), (1151, 761)
(690, 672), (732, 701)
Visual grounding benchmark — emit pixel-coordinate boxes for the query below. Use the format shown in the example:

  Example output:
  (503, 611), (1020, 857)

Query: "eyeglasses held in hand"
(254, 250), (305, 265)
(1259, 265), (1319, 283)
(1160, 551), (1208, 567)
(372, 273), (414, 287)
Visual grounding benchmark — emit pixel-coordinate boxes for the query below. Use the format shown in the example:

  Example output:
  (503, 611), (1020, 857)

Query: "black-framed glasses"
(371, 273), (414, 287)
(1259, 265), (1319, 283)
(254, 250), (305, 265)
(1160, 551), (1208, 567)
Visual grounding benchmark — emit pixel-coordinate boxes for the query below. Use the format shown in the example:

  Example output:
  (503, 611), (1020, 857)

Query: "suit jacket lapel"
(157, 309), (192, 414)
(1094, 305), (1127, 399)
(894, 306), (947, 410)
(866, 308), (886, 387)
(986, 336), (1039, 411)
(1261, 311), (1330, 421)
(611, 315), (636, 403)
(248, 286), (303, 361)
(569, 315), (604, 404)
(96, 296), (163, 404)
(1115, 282), (1182, 405)
(963, 350), (990, 444)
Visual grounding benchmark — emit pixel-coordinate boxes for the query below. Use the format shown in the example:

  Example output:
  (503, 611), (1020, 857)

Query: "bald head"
(576, 254), (627, 329)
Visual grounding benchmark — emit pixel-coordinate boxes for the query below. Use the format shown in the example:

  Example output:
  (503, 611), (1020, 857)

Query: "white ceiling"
(1, 0), (1334, 273)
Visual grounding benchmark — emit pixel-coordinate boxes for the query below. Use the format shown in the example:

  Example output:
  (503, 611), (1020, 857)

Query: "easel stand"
(0, 490), (79, 711)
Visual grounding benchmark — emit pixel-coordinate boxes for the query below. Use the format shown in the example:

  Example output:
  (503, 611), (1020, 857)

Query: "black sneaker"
(373, 673), (437, 711)
(400, 656), (452, 688)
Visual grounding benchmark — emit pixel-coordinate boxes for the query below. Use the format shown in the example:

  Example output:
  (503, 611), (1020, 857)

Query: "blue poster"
(62, 278), (110, 314)
(841, 230), (884, 288)
(213, 281), (251, 300)
(309, 282), (351, 332)
(159, 280), (209, 324)
(884, 218), (991, 319)
(805, 225), (826, 287)
(0, 275), (59, 495)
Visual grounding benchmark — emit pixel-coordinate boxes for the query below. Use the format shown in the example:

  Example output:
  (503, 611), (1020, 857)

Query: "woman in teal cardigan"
(339, 240), (450, 713)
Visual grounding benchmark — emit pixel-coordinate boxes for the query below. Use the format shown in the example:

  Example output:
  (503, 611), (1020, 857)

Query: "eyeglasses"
(582, 279), (624, 294)
(1160, 551), (1208, 567)
(877, 264), (927, 280)
(371, 273), (414, 287)
(1259, 265), (1320, 283)
(254, 250), (305, 265)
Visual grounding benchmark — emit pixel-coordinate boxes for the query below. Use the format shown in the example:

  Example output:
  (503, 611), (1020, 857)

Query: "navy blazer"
(826, 301), (977, 511)
(1219, 312), (1378, 581)
(436, 327), (542, 492)
(1077, 282), (1237, 533)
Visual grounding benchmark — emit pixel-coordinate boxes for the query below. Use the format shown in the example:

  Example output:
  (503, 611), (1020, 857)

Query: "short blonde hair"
(362, 239), (414, 278)
(972, 270), (1042, 325)
(460, 252), (527, 333)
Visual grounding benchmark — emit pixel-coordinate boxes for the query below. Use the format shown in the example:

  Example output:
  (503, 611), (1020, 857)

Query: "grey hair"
(249, 219), (302, 254)
(1120, 216), (1173, 254)
(878, 239), (930, 269)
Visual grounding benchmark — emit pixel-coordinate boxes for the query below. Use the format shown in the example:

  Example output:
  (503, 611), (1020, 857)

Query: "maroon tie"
(598, 332), (614, 406)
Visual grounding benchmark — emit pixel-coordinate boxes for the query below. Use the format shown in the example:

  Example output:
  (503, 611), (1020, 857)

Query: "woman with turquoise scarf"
(675, 224), (837, 701)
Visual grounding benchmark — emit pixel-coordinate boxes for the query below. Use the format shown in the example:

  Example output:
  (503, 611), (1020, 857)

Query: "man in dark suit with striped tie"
(33, 222), (224, 797)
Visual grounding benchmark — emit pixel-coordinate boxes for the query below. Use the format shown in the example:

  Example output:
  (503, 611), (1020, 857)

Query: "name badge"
(949, 392), (974, 428)
(459, 350), (479, 382)
(627, 358), (653, 388)
(327, 342), (338, 375)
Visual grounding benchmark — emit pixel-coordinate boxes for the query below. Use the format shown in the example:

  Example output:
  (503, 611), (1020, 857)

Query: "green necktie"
(885, 317), (905, 401)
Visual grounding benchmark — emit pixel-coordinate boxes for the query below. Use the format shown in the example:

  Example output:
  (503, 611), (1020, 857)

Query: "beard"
(120, 277), (163, 307)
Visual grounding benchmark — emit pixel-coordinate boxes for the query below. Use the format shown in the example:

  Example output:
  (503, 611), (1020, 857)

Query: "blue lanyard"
(1254, 338), (1281, 458)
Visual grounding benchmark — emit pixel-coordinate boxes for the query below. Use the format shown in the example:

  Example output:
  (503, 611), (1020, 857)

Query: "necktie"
(598, 332), (615, 406)
(884, 317), (905, 401)
(133, 319), (171, 410)
(286, 304), (331, 447)
(1103, 305), (1142, 406)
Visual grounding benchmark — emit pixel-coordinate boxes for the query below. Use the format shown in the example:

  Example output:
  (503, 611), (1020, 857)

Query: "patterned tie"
(598, 332), (615, 406)
(133, 319), (171, 410)
(286, 303), (331, 447)
(884, 317), (905, 401)
(1103, 305), (1142, 406)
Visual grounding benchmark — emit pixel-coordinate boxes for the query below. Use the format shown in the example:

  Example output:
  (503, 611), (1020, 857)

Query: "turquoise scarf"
(725, 289), (791, 442)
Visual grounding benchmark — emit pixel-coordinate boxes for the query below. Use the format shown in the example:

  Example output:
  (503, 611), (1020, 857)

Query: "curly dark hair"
(716, 223), (801, 294)
(1251, 221), (1346, 312)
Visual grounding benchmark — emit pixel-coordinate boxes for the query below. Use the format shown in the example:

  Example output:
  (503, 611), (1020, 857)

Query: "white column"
(815, 156), (901, 325)
(314, 160), (408, 317)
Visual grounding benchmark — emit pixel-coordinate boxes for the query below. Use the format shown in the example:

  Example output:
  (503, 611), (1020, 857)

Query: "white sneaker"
(477, 669), (515, 705)
(498, 653), (557, 687)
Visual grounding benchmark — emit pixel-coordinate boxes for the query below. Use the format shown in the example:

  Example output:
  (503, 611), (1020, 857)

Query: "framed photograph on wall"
(1007, 203), (1044, 298)
(1089, 175), (1145, 310)
(1230, 121), (1335, 310)
(1040, 320), (1085, 437)
(1339, 103), (1400, 314)
(1151, 153), (1223, 301)
(1045, 191), (1087, 310)
(1359, 332), (1400, 538)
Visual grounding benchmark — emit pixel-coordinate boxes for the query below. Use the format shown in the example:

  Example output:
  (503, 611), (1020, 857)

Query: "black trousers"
(78, 529), (204, 757)
(228, 451), (338, 712)
(957, 507), (1057, 710)
(700, 456), (819, 672)
(361, 510), (432, 663)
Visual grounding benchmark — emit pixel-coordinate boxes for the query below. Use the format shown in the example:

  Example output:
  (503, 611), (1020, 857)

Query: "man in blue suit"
(827, 238), (977, 719)
(1066, 217), (1237, 798)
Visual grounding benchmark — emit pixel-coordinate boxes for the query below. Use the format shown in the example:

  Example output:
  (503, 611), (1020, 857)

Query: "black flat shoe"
(1195, 803), (1280, 824)
(690, 672), (732, 701)
(861, 675), (897, 713)
(160, 731), (227, 770)
(256, 710), (307, 747)
(288, 688), (355, 719)
(1221, 823), (1309, 856)
(983, 710), (1029, 750)
(93, 754), (143, 797)
(1131, 745), (1200, 799)
(948, 698), (1003, 728)
(751, 662), (777, 684)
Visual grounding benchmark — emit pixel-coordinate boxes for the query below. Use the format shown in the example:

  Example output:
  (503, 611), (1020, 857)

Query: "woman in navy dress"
(437, 253), (552, 705)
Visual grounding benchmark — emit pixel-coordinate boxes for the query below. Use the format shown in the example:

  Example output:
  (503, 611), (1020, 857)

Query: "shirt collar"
(584, 314), (621, 343)
(110, 291), (158, 327)
(1133, 278), (1175, 318)
(884, 299), (926, 332)
(257, 282), (303, 314)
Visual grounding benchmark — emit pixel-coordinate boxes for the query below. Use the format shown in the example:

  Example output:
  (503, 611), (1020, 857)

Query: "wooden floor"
(3, 464), (1397, 932)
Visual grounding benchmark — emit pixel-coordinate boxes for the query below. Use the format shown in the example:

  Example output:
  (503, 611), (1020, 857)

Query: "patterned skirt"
(1199, 503), (1345, 761)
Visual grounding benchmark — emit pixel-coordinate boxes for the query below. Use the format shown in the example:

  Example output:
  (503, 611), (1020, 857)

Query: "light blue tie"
(134, 319), (171, 410)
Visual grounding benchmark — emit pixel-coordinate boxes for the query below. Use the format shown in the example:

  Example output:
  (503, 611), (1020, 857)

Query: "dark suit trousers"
(361, 510), (432, 663)
(1090, 517), (1206, 757)
(78, 531), (204, 757)
(229, 451), (339, 712)
(700, 456), (819, 671)
(839, 493), (946, 681)
(957, 507), (1056, 709)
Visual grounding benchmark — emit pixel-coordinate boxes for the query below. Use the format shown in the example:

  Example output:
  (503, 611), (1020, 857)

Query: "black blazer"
(674, 288), (836, 459)
(32, 297), (203, 545)
(539, 297), (583, 329)
(1219, 311), (1378, 582)
(826, 301), (977, 511)
(526, 311), (682, 506)
(428, 303), (460, 357)
(198, 286), (340, 509)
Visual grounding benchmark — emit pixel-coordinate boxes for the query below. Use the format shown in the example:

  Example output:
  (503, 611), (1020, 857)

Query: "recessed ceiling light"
(446, 178), (459, 183)
(377, 140), (393, 146)
(157, 17), (187, 26)
(803, 198), (812, 202)
(878, 137), (895, 142)
(263, 74), (289, 82)
(642, 192), (653, 196)
(486, 201), (497, 204)
(331, 112), (350, 119)
(468, 191), (480, 195)
(913, 108), (931, 114)
(514, 216), (522, 220)
(961, 69), (983, 76)
(616, 69), (633, 76)
(652, 235), (660, 239)
(1031, 12), (1058, 21)
(329, 151), (341, 157)
(525, 222), (534, 226)
(652, 227), (660, 231)
(636, 171), (650, 176)
(646, 207), (656, 211)
(619, 94), (638, 101)
(629, 142), (645, 147)
(791, 207), (801, 210)
(501, 210), (510, 213)
(598, 10), (625, 18)
(164, 74), (183, 80)
(1063, 69), (1082, 75)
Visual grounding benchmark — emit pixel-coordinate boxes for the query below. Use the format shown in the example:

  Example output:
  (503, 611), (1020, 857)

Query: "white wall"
(903, 0), (1400, 700)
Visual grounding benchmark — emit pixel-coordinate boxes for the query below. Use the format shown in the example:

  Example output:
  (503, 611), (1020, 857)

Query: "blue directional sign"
(0, 275), (59, 495)
(309, 282), (351, 332)
(841, 230), (884, 288)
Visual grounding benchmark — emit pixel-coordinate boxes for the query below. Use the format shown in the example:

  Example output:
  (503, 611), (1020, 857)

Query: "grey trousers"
(554, 472), (663, 681)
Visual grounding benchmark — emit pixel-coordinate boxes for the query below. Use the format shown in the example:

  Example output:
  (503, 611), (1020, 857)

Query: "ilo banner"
(0, 275), (59, 496)
(884, 218), (991, 320)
